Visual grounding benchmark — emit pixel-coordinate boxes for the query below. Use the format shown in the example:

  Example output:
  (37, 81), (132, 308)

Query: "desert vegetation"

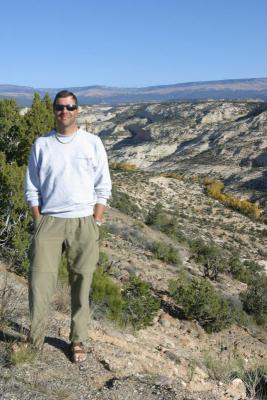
(204, 178), (266, 222)
(0, 95), (54, 274)
(91, 267), (160, 330)
(161, 172), (266, 223)
(110, 162), (137, 171)
(169, 276), (234, 332)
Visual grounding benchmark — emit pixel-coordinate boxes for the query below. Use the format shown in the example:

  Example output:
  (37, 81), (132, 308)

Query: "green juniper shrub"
(0, 99), (26, 164)
(20, 93), (55, 165)
(121, 226), (151, 250)
(98, 224), (110, 242)
(258, 248), (267, 257)
(133, 221), (145, 230)
(189, 239), (226, 280)
(110, 188), (139, 216)
(240, 275), (267, 325)
(57, 251), (112, 286)
(0, 95), (55, 272)
(0, 153), (31, 274)
(0, 94), (54, 167)
(145, 202), (165, 226)
(169, 276), (233, 332)
(160, 219), (187, 243)
(90, 267), (123, 321)
(243, 260), (264, 275)
(231, 305), (252, 328)
(151, 240), (182, 266)
(228, 255), (246, 281)
(229, 256), (264, 284)
(145, 203), (186, 242)
(120, 275), (160, 330)
(98, 251), (110, 271)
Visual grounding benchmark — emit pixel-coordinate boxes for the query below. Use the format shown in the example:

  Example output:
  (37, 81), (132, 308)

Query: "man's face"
(54, 96), (78, 132)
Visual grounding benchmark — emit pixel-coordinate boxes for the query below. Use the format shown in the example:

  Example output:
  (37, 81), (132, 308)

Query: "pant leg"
(66, 216), (99, 342)
(28, 216), (65, 348)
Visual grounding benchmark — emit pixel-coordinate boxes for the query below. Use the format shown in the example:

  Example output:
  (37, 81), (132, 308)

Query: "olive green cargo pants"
(28, 215), (99, 349)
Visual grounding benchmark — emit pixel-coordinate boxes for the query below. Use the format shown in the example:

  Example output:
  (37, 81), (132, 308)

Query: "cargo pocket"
(28, 216), (44, 263)
(33, 215), (46, 237)
(91, 216), (100, 241)
(33, 214), (43, 233)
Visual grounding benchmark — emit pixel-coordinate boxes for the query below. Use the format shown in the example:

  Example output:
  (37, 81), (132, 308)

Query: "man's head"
(53, 90), (78, 109)
(53, 90), (79, 134)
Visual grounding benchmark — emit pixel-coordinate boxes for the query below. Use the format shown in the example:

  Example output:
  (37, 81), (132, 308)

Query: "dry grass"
(8, 342), (38, 366)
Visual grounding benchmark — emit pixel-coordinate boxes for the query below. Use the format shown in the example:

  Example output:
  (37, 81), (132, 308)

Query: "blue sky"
(1, 0), (266, 88)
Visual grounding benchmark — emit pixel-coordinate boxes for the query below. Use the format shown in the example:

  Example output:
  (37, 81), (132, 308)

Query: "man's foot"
(70, 342), (87, 363)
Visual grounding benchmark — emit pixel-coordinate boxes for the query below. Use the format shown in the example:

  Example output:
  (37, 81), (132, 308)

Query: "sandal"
(70, 342), (87, 363)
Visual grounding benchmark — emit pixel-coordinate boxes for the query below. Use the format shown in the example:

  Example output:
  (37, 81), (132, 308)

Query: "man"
(24, 90), (111, 363)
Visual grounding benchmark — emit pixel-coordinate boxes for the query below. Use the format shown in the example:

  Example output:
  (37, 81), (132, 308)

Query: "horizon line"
(1, 76), (267, 91)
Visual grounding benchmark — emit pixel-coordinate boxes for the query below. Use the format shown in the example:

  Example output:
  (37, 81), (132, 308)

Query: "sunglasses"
(54, 104), (78, 112)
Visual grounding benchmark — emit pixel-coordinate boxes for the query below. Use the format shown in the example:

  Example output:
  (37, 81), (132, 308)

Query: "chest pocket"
(75, 156), (95, 175)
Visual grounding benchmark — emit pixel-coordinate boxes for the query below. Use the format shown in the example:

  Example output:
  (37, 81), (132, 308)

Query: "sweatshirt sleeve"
(24, 142), (41, 207)
(94, 137), (112, 205)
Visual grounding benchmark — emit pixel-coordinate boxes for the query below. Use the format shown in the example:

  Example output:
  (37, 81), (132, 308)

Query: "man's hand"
(31, 206), (41, 220)
(94, 204), (106, 223)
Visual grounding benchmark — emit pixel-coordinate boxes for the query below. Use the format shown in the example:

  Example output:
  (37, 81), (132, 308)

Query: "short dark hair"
(53, 90), (78, 108)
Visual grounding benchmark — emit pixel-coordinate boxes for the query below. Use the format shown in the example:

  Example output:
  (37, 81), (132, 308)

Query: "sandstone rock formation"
(78, 100), (267, 205)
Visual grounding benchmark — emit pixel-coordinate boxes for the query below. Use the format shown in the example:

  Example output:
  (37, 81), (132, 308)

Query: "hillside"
(0, 169), (266, 399)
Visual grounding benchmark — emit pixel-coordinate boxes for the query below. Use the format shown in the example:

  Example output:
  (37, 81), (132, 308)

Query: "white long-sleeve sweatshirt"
(24, 129), (112, 218)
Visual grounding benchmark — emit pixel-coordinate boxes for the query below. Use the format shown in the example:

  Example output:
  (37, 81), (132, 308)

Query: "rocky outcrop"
(78, 100), (267, 204)
(224, 378), (247, 400)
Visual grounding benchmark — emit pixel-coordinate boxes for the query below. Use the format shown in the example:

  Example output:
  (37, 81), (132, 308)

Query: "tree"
(190, 239), (226, 280)
(19, 93), (55, 165)
(0, 99), (25, 164)
(240, 275), (267, 325)
(42, 92), (53, 114)
(0, 94), (55, 272)
(0, 152), (31, 273)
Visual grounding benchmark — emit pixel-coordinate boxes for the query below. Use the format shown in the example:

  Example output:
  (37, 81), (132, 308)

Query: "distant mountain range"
(1, 78), (267, 105)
